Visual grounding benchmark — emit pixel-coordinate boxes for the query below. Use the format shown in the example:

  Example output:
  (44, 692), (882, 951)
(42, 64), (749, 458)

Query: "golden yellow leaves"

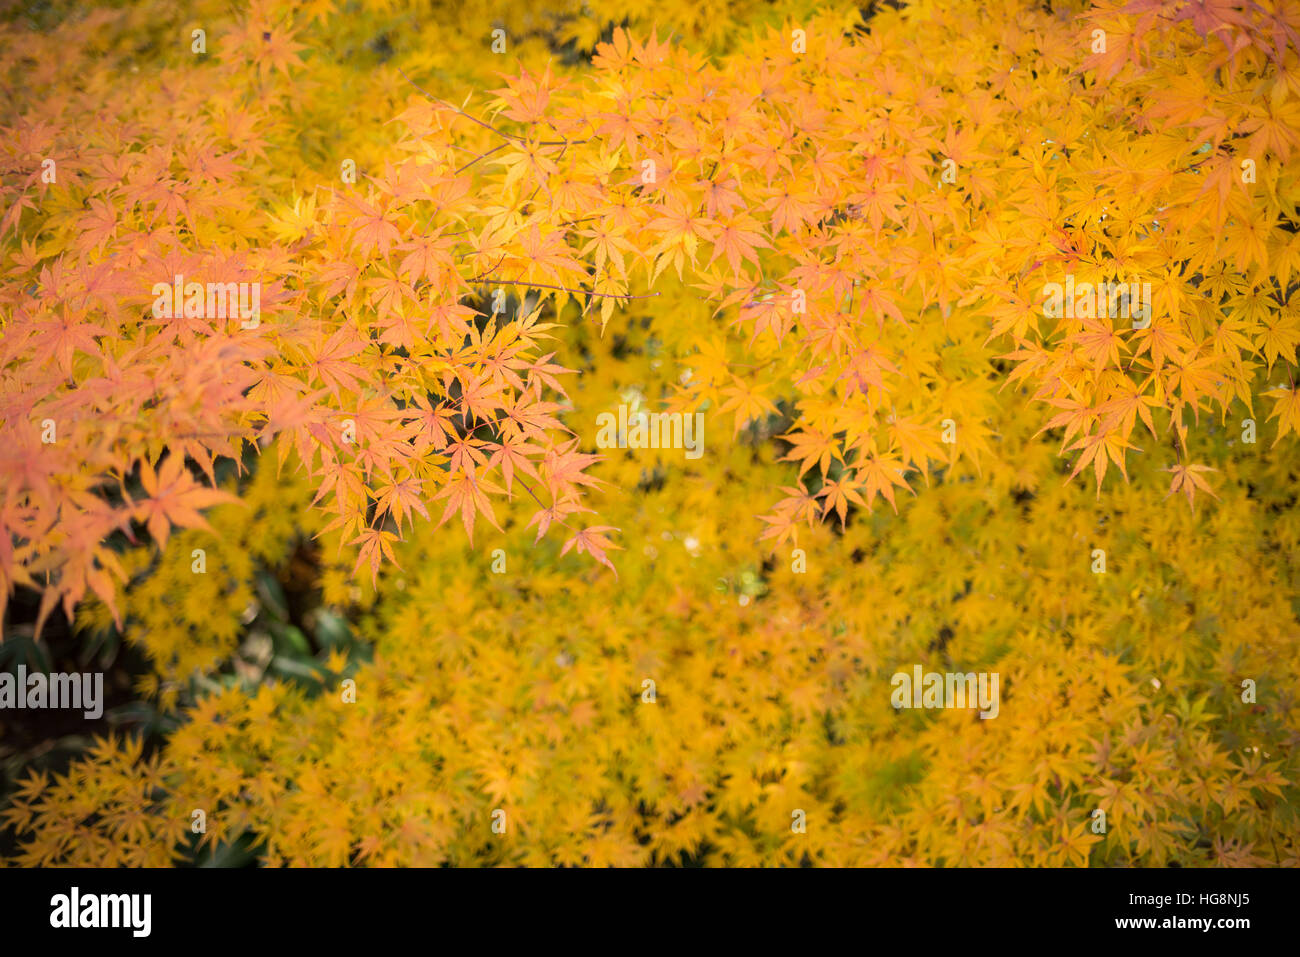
(1067, 430), (1138, 495)
(559, 525), (623, 578)
(0, 734), (184, 867)
(717, 377), (779, 434)
(430, 468), (503, 547)
(1265, 383), (1300, 445)
(1163, 462), (1220, 507)
(135, 455), (239, 551)
(780, 427), (841, 477)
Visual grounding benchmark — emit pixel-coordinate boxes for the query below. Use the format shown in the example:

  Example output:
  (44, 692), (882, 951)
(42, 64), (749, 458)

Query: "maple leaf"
(489, 63), (559, 125)
(430, 467), (503, 544)
(343, 191), (401, 257)
(525, 499), (594, 544)
(1065, 429), (1139, 495)
(857, 455), (913, 513)
(303, 325), (371, 397)
(486, 431), (542, 493)
(374, 476), (429, 533)
(540, 440), (604, 500)
(560, 525), (622, 578)
(780, 428), (842, 477)
(757, 484), (820, 548)
(350, 526), (401, 587)
(1163, 463), (1219, 509)
(816, 472), (867, 526)
(404, 394), (459, 454)
(1265, 384), (1300, 446)
(706, 214), (769, 276)
(717, 377), (778, 434)
(134, 456), (238, 550)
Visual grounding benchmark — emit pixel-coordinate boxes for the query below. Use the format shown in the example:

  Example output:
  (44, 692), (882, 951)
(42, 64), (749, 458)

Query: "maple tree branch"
(468, 256), (507, 282)
(1177, 155), (1218, 173)
(397, 66), (519, 145)
(554, 215), (598, 230)
(730, 356), (781, 373)
(454, 143), (507, 175)
(513, 476), (582, 536)
(482, 279), (660, 300)
(396, 66), (590, 149)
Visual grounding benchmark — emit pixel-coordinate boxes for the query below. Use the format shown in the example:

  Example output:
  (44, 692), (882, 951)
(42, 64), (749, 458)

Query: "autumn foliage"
(1, 0), (1299, 866)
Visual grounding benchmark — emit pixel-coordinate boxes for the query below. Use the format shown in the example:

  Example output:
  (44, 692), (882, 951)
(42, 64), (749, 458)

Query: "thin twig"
(481, 279), (659, 300)
(396, 65), (590, 149)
